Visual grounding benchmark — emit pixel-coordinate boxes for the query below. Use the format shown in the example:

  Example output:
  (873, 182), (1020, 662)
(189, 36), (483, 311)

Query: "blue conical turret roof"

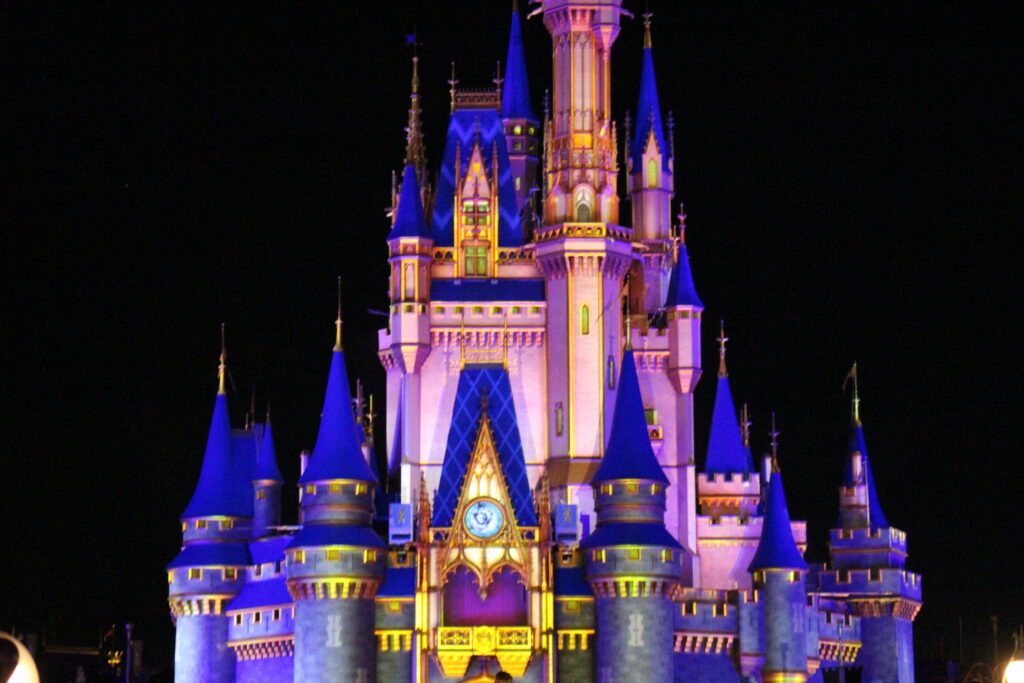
(748, 471), (807, 571)
(845, 422), (889, 529)
(501, 8), (536, 121)
(592, 349), (669, 484)
(299, 344), (378, 484)
(254, 417), (283, 482)
(388, 162), (430, 240)
(665, 244), (703, 308)
(183, 391), (251, 519)
(631, 44), (669, 172)
(705, 375), (753, 476)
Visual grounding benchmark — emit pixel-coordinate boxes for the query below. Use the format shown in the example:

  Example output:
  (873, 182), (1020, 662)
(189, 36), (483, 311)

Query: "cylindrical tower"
(582, 349), (682, 683)
(286, 317), (387, 683)
(252, 413), (283, 538)
(749, 466), (810, 683)
(169, 341), (251, 683)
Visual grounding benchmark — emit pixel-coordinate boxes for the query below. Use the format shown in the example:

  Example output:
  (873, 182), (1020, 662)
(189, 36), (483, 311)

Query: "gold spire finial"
(740, 403), (752, 449)
(769, 412), (780, 472)
(717, 320), (729, 378)
(218, 323), (227, 395)
(335, 276), (343, 351)
(643, 9), (653, 49)
(265, 401), (271, 424)
(843, 362), (861, 425)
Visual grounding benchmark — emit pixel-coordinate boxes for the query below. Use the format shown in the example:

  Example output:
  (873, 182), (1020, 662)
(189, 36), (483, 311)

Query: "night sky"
(5, 0), (1021, 674)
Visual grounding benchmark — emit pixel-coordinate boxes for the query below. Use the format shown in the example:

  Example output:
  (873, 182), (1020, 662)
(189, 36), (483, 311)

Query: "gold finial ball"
(0, 632), (40, 683)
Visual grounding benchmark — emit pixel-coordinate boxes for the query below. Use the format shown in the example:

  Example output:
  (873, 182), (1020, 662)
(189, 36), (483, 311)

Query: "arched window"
(576, 201), (592, 222)
(403, 264), (415, 299)
(647, 159), (659, 188)
(580, 305), (590, 335)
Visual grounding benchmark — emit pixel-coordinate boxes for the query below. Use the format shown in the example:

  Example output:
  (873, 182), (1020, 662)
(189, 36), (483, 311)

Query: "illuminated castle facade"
(168, 2), (921, 681)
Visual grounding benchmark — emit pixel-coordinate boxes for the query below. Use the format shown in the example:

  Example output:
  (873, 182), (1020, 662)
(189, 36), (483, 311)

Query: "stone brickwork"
(235, 655), (292, 683)
(293, 599), (376, 683)
(594, 597), (674, 683)
(860, 615), (915, 683)
(174, 615), (235, 683)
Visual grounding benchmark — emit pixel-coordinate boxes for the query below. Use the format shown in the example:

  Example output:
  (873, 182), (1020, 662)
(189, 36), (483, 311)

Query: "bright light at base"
(1, 632), (40, 683)
(1004, 660), (1024, 683)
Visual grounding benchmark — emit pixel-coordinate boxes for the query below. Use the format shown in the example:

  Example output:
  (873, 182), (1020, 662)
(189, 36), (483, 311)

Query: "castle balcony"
(434, 625), (533, 678)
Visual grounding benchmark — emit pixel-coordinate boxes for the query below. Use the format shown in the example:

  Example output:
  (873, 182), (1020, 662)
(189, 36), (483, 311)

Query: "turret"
(388, 163), (433, 376)
(169, 329), (250, 683)
(286, 310), (386, 683)
(501, 0), (540, 214)
(583, 348), (682, 683)
(628, 13), (676, 314)
(699, 323), (758, 516)
(252, 407), (283, 538)
(748, 443), (810, 683)
(819, 365), (921, 683)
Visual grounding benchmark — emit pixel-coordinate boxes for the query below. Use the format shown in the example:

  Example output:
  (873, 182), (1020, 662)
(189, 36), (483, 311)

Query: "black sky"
(4, 0), (1022, 673)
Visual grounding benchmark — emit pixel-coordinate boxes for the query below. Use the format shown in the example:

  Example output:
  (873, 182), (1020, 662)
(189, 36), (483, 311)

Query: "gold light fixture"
(1, 632), (40, 683)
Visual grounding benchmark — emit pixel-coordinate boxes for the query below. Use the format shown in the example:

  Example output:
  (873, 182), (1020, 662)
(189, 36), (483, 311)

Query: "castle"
(167, 2), (921, 681)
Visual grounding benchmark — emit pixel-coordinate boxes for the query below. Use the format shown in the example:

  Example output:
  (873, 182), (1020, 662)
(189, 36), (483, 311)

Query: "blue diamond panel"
(432, 364), (537, 527)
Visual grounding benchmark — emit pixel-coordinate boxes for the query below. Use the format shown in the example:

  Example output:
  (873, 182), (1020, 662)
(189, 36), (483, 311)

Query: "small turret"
(501, 0), (540, 213)
(629, 12), (675, 314)
(252, 406), (283, 538)
(820, 365), (921, 683)
(703, 322), (754, 479)
(169, 328), (250, 683)
(665, 217), (703, 395)
(583, 349), (681, 683)
(388, 165), (433, 377)
(287, 305), (386, 683)
(749, 442), (810, 683)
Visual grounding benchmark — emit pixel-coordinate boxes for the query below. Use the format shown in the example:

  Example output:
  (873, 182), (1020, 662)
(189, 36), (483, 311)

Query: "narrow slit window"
(580, 305), (590, 335)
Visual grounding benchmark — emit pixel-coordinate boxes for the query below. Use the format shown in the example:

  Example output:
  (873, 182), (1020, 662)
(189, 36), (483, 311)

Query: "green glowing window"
(647, 159), (658, 188)
(626, 483), (639, 494)
(188, 568), (202, 580)
(580, 305), (590, 335)
(464, 246), (488, 276)
(628, 548), (641, 560)
(224, 568), (237, 580)
(644, 408), (659, 425)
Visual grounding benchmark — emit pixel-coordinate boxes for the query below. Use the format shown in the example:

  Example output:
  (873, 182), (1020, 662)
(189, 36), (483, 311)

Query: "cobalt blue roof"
(631, 46), (670, 172)
(388, 162), (430, 240)
(704, 376), (754, 476)
(285, 524), (386, 550)
(300, 349), (377, 484)
(844, 423), (889, 529)
(250, 535), (290, 565)
(554, 566), (594, 597)
(581, 522), (682, 550)
(227, 577), (292, 611)
(431, 278), (545, 302)
(430, 110), (523, 247)
(501, 10), (536, 121)
(182, 393), (253, 520)
(254, 419), (283, 482)
(665, 245), (703, 308)
(378, 567), (417, 597)
(748, 473), (807, 571)
(167, 541), (252, 570)
(432, 364), (537, 527)
(592, 350), (670, 484)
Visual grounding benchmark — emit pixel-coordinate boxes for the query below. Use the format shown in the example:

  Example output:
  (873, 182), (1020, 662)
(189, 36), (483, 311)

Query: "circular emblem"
(464, 500), (504, 539)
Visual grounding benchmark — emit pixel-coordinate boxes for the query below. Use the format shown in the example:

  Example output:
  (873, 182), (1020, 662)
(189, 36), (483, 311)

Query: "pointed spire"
(218, 323), (227, 395)
(665, 212), (702, 308)
(501, 2), (536, 121)
(717, 320), (729, 377)
(630, 16), (668, 171)
(182, 330), (249, 519)
(448, 61), (458, 113)
(704, 323), (753, 476)
(300, 300), (377, 484)
(740, 403), (752, 449)
(748, 455), (807, 571)
(404, 42), (428, 189)
(334, 276), (343, 351)
(254, 403), (283, 482)
(843, 369), (889, 528)
(768, 412), (781, 473)
(592, 349), (669, 484)
(845, 361), (861, 425)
